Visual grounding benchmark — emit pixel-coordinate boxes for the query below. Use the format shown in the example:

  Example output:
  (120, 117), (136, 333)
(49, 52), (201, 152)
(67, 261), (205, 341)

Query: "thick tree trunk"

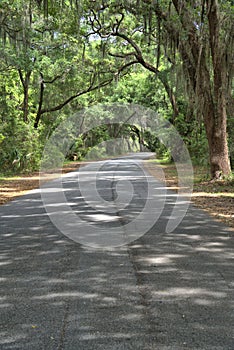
(173, 0), (231, 179)
(205, 0), (231, 178)
(204, 105), (231, 179)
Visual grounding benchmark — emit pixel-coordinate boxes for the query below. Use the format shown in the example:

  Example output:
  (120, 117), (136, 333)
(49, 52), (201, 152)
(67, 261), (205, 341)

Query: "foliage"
(83, 0), (233, 178)
(0, 117), (41, 172)
(0, 0), (233, 177)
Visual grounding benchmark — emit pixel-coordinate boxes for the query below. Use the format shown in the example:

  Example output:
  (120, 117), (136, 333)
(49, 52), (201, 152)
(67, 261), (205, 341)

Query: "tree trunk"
(34, 73), (44, 129)
(172, 0), (231, 179)
(23, 84), (29, 123)
(18, 70), (31, 123)
(204, 103), (231, 179)
(205, 0), (231, 178)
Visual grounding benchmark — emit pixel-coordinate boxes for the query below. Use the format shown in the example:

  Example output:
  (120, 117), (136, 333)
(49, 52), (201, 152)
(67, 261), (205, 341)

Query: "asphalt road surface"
(0, 153), (233, 349)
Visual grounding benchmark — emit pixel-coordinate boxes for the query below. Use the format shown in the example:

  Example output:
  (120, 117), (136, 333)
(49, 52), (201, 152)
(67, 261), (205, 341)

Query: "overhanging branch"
(36, 76), (109, 119)
(34, 61), (137, 128)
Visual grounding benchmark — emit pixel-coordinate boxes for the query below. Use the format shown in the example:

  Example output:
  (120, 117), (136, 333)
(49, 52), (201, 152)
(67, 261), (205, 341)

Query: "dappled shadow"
(191, 194), (234, 227)
(146, 160), (234, 228)
(128, 208), (234, 349)
(0, 158), (233, 349)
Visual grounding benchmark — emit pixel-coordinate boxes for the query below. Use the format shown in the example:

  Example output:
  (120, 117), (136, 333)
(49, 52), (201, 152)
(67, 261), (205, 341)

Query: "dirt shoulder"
(145, 161), (234, 229)
(0, 160), (233, 229)
(0, 162), (84, 205)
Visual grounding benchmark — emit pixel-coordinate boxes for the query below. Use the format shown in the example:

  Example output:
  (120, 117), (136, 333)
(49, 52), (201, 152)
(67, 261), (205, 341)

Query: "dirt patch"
(0, 162), (83, 205)
(145, 161), (234, 229)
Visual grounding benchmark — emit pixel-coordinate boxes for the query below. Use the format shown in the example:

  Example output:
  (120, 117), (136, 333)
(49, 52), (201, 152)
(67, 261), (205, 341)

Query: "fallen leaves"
(145, 161), (234, 229)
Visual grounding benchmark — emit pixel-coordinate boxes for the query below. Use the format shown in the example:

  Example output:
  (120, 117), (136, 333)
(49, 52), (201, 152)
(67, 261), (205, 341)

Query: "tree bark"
(34, 72), (45, 129)
(204, 103), (231, 178)
(205, 0), (231, 177)
(18, 69), (31, 123)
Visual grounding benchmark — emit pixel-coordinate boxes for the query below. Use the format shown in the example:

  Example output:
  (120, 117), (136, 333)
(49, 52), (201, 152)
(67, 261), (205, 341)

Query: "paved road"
(0, 153), (233, 349)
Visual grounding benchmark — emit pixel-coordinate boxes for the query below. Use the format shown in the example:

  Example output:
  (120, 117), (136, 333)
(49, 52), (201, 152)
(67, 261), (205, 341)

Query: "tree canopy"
(0, 0), (233, 178)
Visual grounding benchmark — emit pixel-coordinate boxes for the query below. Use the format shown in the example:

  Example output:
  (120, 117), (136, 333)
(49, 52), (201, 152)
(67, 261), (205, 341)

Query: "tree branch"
(39, 77), (111, 115)
(116, 60), (139, 74)
(112, 31), (159, 74)
(43, 73), (66, 84)
(112, 31), (142, 58)
(108, 51), (136, 59)
(18, 69), (25, 89)
(110, 26), (179, 118)
(34, 59), (137, 128)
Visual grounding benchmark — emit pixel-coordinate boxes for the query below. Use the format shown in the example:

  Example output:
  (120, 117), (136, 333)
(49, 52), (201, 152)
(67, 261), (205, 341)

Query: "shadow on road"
(0, 162), (233, 349)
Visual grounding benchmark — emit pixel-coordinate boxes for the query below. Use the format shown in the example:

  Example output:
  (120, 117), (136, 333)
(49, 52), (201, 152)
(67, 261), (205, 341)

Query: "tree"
(85, 0), (233, 178)
(0, 0), (233, 176)
(154, 0), (233, 178)
(0, 0), (120, 129)
(85, 2), (180, 121)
